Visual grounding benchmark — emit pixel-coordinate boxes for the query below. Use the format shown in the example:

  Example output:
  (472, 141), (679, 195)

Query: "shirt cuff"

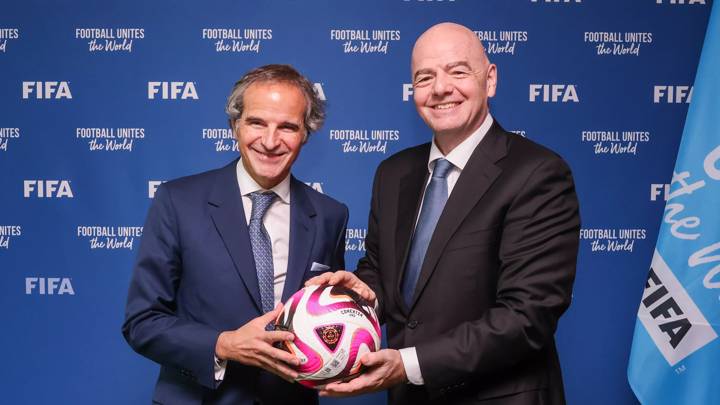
(398, 347), (424, 385)
(214, 355), (227, 382)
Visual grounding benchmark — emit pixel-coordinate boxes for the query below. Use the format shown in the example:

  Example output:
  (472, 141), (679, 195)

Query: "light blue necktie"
(248, 191), (277, 315)
(402, 158), (454, 307)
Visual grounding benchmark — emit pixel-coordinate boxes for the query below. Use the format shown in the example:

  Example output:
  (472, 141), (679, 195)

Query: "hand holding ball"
(274, 284), (381, 388)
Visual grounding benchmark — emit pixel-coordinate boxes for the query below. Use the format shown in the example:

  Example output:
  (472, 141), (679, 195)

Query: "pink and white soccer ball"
(274, 284), (381, 388)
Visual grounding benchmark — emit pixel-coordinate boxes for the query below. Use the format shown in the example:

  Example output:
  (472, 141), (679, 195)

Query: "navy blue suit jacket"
(123, 159), (348, 405)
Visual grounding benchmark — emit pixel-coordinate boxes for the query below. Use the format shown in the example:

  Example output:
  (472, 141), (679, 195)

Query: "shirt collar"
(236, 159), (291, 204)
(428, 113), (494, 173)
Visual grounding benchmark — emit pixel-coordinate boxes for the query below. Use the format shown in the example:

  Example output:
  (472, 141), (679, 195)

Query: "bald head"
(409, 22), (497, 153)
(411, 22), (490, 76)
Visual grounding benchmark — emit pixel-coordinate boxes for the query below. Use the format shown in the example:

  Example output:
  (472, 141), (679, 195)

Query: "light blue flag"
(628, 3), (720, 404)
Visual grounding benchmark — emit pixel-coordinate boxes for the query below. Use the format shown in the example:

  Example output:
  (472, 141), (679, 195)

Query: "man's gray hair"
(225, 64), (325, 135)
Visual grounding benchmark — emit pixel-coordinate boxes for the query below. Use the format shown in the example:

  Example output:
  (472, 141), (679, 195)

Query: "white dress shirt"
(236, 159), (292, 306)
(215, 159), (293, 381)
(399, 113), (494, 385)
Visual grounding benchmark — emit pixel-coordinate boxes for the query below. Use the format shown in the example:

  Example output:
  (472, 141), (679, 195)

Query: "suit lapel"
(394, 145), (431, 313)
(409, 122), (508, 310)
(282, 178), (316, 302)
(208, 159), (263, 313)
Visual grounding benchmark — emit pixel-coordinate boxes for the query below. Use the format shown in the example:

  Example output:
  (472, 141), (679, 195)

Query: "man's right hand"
(305, 270), (376, 304)
(215, 304), (300, 382)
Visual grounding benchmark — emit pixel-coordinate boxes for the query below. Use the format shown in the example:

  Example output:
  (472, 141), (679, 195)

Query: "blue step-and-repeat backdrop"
(0, 1), (713, 404)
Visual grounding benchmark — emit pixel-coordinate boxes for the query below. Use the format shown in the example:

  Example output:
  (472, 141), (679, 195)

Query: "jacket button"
(407, 320), (418, 329)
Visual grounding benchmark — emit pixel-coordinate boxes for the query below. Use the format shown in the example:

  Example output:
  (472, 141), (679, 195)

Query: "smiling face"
(411, 23), (497, 153)
(234, 81), (307, 189)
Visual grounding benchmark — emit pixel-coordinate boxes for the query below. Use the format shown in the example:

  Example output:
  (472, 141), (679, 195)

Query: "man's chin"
(425, 117), (466, 133)
(253, 169), (288, 188)
(430, 126), (465, 137)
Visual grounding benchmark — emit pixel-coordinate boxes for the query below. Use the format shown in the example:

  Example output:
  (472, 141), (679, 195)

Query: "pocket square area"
(310, 262), (330, 272)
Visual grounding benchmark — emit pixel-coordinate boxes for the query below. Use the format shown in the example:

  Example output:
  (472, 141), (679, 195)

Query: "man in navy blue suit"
(123, 64), (349, 405)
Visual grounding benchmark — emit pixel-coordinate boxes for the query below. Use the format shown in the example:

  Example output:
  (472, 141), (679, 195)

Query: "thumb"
(259, 302), (285, 325)
(360, 351), (381, 367)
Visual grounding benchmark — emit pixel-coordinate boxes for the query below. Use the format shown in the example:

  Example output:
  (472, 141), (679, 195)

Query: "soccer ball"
(274, 283), (381, 388)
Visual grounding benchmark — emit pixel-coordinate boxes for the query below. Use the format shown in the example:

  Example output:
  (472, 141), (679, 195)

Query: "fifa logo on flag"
(637, 253), (718, 366)
(25, 277), (75, 295)
(148, 82), (198, 100)
(654, 86), (693, 103)
(23, 180), (74, 198)
(22, 81), (72, 99)
(641, 268), (692, 350)
(529, 84), (579, 102)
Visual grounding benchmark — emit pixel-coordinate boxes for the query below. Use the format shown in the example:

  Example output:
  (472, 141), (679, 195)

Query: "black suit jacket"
(355, 122), (580, 405)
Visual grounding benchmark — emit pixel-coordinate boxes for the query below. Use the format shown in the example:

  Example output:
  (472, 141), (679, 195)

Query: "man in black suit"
(308, 22), (580, 404)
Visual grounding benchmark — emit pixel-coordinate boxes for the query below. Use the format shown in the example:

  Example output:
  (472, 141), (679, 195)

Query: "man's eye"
(414, 76), (432, 86)
(451, 70), (470, 77)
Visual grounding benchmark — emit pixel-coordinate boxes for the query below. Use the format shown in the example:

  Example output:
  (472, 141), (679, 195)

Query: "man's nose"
(261, 129), (281, 149)
(432, 72), (453, 96)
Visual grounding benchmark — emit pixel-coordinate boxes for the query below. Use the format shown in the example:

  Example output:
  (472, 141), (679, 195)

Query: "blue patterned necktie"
(401, 158), (454, 307)
(248, 191), (278, 315)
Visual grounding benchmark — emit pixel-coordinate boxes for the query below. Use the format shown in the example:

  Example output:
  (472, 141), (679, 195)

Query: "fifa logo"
(25, 277), (75, 295)
(654, 86), (693, 103)
(23, 180), (74, 198)
(642, 269), (690, 350)
(148, 81), (199, 99)
(22, 81), (72, 99)
(313, 83), (326, 101)
(529, 84), (579, 102)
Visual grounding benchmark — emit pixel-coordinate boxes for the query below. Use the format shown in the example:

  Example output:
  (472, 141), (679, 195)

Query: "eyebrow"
(244, 116), (265, 124)
(244, 115), (301, 130)
(446, 61), (472, 70)
(413, 61), (473, 81)
(279, 122), (301, 130)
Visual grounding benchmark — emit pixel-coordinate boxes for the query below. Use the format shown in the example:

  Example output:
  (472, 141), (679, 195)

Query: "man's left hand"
(319, 349), (407, 397)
